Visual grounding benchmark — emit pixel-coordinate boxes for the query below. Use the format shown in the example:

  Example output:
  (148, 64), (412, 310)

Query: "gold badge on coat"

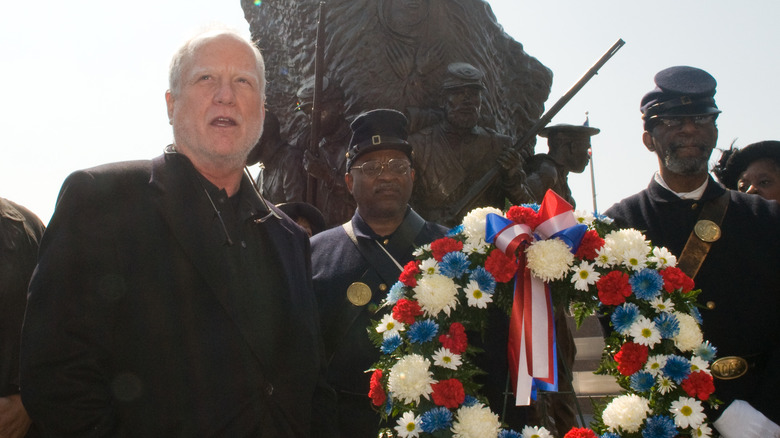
(694, 219), (721, 242)
(711, 356), (749, 380)
(347, 282), (372, 306)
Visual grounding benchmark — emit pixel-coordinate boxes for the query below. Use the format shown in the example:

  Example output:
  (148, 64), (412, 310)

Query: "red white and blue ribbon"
(485, 190), (587, 405)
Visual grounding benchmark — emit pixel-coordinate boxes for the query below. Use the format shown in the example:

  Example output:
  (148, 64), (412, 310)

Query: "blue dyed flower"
(694, 341), (717, 362)
(384, 394), (393, 415)
(630, 268), (664, 300)
(629, 371), (655, 392)
(419, 407), (453, 433)
(381, 335), (402, 354)
(601, 433), (620, 438)
(407, 319), (439, 344)
(654, 312), (680, 339)
(611, 302), (640, 334)
(439, 251), (471, 278)
(642, 415), (677, 438)
(522, 203), (540, 212)
(463, 395), (479, 407)
(469, 266), (496, 294)
(689, 306), (703, 324)
(662, 355), (691, 383)
(498, 430), (522, 438)
(387, 281), (406, 305)
(447, 224), (464, 237)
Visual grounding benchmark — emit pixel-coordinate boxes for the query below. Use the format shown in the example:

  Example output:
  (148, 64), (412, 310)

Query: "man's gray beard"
(664, 153), (710, 175)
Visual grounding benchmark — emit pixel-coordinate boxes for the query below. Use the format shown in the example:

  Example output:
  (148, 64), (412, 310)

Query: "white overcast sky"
(2, 0), (778, 224)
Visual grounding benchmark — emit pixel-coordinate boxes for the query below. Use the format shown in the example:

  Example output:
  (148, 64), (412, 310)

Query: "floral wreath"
(368, 191), (721, 438)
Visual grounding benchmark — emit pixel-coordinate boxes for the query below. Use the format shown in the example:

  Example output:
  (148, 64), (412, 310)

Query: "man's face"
(166, 34), (265, 171)
(554, 134), (591, 173)
(346, 149), (414, 221)
(443, 86), (482, 130)
(643, 116), (718, 176)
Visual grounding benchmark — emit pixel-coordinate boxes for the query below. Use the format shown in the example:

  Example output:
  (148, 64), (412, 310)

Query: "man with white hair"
(21, 28), (334, 437)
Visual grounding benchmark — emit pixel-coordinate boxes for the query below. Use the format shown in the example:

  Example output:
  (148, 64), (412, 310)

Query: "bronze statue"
(246, 111), (306, 204)
(525, 123), (600, 207)
(409, 62), (534, 226)
(297, 77), (357, 227)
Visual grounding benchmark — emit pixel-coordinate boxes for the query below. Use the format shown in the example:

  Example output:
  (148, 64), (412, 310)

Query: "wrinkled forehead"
(183, 33), (261, 76)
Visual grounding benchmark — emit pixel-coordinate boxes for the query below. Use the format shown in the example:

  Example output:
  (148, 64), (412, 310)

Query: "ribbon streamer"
(485, 190), (587, 405)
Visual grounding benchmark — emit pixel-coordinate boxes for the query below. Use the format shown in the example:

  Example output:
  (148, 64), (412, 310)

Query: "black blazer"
(21, 153), (334, 437)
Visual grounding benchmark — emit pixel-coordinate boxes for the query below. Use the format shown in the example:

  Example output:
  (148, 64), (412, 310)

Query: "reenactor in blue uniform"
(605, 66), (780, 437)
(311, 109), (448, 437)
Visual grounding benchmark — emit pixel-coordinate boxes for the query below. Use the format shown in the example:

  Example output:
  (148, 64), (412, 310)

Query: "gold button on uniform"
(383, 239), (390, 245)
(706, 301), (716, 309)
(379, 284), (387, 291)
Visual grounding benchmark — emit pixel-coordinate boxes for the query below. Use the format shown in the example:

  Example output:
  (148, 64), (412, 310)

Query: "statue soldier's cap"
(345, 109), (413, 171)
(295, 76), (341, 111)
(441, 62), (487, 91)
(539, 123), (600, 138)
(640, 66), (722, 120)
(276, 202), (327, 235)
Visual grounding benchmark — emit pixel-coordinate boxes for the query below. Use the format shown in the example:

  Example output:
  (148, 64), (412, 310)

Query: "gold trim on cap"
(347, 282), (372, 306)
(711, 356), (749, 380)
(694, 219), (721, 242)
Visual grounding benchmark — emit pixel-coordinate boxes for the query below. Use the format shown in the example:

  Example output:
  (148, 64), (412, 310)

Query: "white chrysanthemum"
(521, 425), (553, 438)
(689, 356), (711, 375)
(574, 210), (595, 226)
(657, 376), (676, 394)
(602, 394), (651, 433)
(594, 246), (617, 268)
(388, 354), (435, 405)
(629, 316), (662, 347)
(649, 296), (676, 313)
(673, 312), (703, 352)
(451, 403), (501, 438)
(432, 347), (462, 370)
(413, 274), (459, 317)
(649, 246), (677, 268)
(419, 258), (439, 276)
(463, 280), (493, 308)
(413, 244), (432, 258)
(670, 396), (705, 429)
(645, 354), (668, 376)
(376, 314), (405, 338)
(570, 261), (600, 291)
(604, 229), (650, 266)
(693, 423), (712, 438)
(526, 238), (574, 282)
(395, 411), (422, 438)
(462, 207), (503, 242)
(463, 237), (490, 254)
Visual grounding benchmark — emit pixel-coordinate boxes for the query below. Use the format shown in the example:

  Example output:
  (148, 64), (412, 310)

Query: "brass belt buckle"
(711, 356), (749, 380)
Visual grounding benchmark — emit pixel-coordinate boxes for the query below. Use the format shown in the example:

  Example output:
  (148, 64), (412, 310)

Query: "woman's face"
(738, 158), (780, 203)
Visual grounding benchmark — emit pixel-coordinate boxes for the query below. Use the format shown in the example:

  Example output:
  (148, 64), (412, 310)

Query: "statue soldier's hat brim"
(641, 66), (722, 120)
(441, 62), (487, 91)
(539, 123), (600, 138)
(345, 109), (413, 171)
(276, 202), (327, 235)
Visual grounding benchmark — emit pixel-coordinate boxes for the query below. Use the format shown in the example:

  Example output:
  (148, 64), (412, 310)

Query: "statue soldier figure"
(297, 76), (357, 227)
(409, 62), (533, 226)
(246, 111), (306, 204)
(526, 123), (600, 207)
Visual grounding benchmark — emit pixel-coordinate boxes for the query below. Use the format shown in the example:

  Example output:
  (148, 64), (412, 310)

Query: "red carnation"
(368, 369), (386, 406)
(430, 237), (464, 262)
(399, 260), (420, 287)
(431, 378), (465, 408)
(660, 266), (695, 293)
(614, 342), (649, 376)
(392, 299), (423, 325)
(439, 322), (468, 354)
(575, 229), (605, 260)
(682, 371), (715, 401)
(563, 427), (599, 438)
(596, 270), (633, 306)
(484, 248), (518, 283)
(506, 205), (541, 229)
